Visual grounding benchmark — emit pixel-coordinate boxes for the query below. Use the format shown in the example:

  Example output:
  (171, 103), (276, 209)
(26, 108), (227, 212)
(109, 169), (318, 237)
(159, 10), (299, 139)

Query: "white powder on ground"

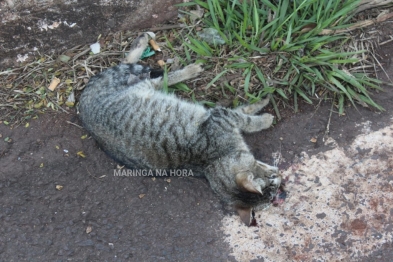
(222, 121), (393, 261)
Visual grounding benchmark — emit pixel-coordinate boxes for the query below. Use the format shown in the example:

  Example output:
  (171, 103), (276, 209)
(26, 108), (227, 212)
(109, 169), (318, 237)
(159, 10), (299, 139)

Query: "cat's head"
(232, 161), (283, 226)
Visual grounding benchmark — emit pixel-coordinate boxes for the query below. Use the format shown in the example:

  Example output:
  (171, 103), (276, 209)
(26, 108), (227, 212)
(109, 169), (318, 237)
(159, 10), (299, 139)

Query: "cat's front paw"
(183, 63), (204, 79)
(257, 95), (270, 108)
(260, 113), (274, 129)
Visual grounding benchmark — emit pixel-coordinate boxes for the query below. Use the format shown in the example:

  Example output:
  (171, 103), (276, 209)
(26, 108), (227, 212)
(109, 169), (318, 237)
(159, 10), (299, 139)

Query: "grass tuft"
(177, 0), (386, 115)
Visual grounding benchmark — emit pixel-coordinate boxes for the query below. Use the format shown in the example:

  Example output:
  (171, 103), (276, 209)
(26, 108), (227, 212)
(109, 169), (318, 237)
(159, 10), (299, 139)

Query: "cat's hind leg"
(167, 63), (204, 86)
(235, 96), (270, 115)
(207, 107), (273, 133)
(236, 113), (274, 133)
(150, 63), (204, 89)
(232, 96), (274, 132)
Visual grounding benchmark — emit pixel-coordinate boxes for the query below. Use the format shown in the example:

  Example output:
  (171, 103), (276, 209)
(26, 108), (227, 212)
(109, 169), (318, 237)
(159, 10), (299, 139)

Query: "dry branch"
(321, 12), (393, 35)
(355, 0), (393, 13)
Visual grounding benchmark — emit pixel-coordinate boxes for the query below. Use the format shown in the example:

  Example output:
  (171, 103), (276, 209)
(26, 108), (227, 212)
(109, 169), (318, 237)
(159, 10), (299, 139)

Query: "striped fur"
(79, 33), (281, 225)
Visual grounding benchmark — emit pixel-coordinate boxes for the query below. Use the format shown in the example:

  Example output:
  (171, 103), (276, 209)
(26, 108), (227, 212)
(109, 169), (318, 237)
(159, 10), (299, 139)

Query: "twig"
(66, 121), (84, 129)
(86, 166), (106, 180)
(379, 37), (393, 46)
(370, 50), (393, 83)
(149, 24), (186, 31)
(355, 0), (393, 13)
(72, 48), (90, 62)
(323, 98), (335, 142)
(47, 96), (69, 114)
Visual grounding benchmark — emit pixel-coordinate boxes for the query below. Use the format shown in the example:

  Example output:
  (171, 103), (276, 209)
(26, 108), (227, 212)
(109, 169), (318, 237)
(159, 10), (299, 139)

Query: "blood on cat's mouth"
(271, 186), (287, 206)
(249, 179), (288, 227)
(250, 209), (258, 227)
(271, 176), (288, 207)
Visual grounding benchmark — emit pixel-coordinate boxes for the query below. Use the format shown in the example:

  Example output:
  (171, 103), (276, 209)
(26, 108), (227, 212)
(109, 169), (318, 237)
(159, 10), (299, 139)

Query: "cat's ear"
(235, 172), (264, 195)
(236, 206), (252, 226)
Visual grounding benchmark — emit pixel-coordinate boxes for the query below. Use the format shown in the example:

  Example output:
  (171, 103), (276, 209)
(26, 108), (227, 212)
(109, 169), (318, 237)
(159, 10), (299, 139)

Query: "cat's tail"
(124, 33), (150, 64)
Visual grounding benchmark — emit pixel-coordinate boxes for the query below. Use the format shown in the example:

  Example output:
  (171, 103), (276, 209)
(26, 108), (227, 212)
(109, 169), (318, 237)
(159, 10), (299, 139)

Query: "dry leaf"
(39, 163), (44, 168)
(81, 134), (88, 139)
(58, 55), (71, 63)
(310, 137), (317, 143)
(190, 8), (204, 23)
(56, 185), (63, 190)
(65, 101), (74, 107)
(86, 226), (92, 234)
(151, 177), (156, 181)
(166, 179), (171, 183)
(138, 194), (146, 199)
(77, 151), (86, 158)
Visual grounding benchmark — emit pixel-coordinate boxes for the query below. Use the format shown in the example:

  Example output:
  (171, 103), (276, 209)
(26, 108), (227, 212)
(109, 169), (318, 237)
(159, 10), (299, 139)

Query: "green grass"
(176, 0), (384, 116)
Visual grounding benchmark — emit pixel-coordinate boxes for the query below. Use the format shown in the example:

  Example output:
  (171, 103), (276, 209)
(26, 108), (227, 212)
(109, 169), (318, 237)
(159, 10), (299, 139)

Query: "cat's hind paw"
(260, 113), (274, 129)
(182, 63), (204, 79)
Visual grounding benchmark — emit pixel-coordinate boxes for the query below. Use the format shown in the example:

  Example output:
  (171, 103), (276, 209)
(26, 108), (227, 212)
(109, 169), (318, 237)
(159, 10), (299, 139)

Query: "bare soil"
(1, 16), (393, 262)
(0, 0), (182, 69)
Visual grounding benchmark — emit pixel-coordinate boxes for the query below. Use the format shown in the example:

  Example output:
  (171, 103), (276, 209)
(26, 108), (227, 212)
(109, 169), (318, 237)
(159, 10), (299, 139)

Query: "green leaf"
(205, 70), (228, 89)
(275, 88), (288, 99)
(174, 83), (191, 92)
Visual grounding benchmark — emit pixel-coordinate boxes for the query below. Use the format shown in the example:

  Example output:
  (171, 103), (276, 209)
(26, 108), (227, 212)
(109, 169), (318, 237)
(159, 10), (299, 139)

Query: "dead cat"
(78, 33), (282, 225)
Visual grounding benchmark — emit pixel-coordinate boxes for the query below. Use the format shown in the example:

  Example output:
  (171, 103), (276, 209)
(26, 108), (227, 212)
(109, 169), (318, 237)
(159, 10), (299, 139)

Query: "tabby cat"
(78, 33), (282, 225)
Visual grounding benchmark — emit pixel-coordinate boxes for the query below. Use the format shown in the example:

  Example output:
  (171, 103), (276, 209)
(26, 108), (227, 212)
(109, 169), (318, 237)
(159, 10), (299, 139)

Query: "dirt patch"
(0, 112), (233, 261)
(0, 0), (182, 69)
